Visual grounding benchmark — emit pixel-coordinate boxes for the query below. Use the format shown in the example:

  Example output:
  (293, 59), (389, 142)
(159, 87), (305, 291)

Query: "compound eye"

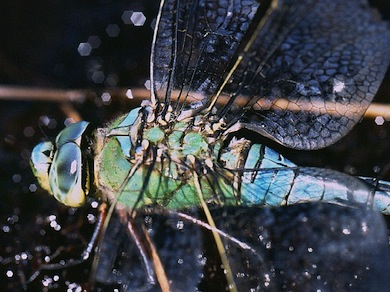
(56, 121), (90, 147)
(47, 121), (90, 207)
(30, 141), (54, 194)
(31, 121), (90, 207)
(49, 142), (86, 207)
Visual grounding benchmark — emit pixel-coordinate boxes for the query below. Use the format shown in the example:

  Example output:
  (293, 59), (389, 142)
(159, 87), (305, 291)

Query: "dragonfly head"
(30, 121), (92, 207)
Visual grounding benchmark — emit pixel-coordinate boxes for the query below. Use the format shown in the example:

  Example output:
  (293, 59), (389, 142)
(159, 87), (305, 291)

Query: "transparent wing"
(223, 0), (390, 149)
(151, 0), (390, 149)
(92, 204), (390, 291)
(92, 208), (203, 291)
(151, 0), (261, 109)
(213, 204), (389, 291)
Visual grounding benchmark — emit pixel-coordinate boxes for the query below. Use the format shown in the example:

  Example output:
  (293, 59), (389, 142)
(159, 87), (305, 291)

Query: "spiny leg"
(139, 221), (170, 292)
(120, 208), (170, 292)
(90, 160), (143, 282)
(192, 167), (238, 292)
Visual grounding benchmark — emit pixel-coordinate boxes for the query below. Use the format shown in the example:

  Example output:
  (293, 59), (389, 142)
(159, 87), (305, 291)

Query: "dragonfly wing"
(152, 0), (390, 150)
(221, 0), (390, 149)
(92, 212), (154, 290)
(215, 204), (389, 291)
(93, 204), (389, 290)
(93, 208), (203, 291)
(151, 0), (261, 108)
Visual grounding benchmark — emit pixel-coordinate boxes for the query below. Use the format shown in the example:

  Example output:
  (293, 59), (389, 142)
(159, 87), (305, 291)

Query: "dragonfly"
(29, 0), (390, 290)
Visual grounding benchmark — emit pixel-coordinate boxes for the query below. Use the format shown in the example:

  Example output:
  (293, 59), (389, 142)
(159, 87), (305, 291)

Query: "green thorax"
(94, 103), (242, 210)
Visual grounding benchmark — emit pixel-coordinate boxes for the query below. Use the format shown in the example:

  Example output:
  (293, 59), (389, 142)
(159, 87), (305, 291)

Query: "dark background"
(0, 0), (389, 290)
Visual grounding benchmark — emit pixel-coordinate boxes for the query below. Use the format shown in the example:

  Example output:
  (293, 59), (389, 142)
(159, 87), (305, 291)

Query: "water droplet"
(375, 116), (385, 125)
(2, 225), (11, 233)
(4, 134), (15, 145)
(77, 42), (92, 56)
(126, 89), (134, 99)
(6, 270), (13, 278)
(21, 252), (28, 260)
(101, 92), (111, 104)
(361, 221), (368, 233)
(342, 228), (351, 235)
(12, 174), (22, 183)
(131, 12), (146, 26)
(122, 10), (133, 24)
(23, 126), (35, 137)
(7, 215), (19, 224)
(106, 24), (120, 37)
(92, 71), (105, 83)
(87, 213), (96, 224)
(144, 80), (151, 90)
(373, 165), (381, 174)
(64, 118), (75, 126)
(176, 220), (184, 230)
(105, 74), (118, 87)
(87, 35), (101, 48)
(39, 115), (50, 126)
(29, 184), (37, 192)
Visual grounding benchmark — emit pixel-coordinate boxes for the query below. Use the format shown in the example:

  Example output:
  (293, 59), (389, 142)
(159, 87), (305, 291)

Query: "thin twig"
(1, 85), (389, 120)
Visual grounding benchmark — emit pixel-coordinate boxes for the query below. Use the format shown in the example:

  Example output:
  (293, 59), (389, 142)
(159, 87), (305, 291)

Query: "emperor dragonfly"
(29, 0), (390, 290)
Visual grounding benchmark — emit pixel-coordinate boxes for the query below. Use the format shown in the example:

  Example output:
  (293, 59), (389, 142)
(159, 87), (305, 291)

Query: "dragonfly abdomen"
(233, 141), (390, 214)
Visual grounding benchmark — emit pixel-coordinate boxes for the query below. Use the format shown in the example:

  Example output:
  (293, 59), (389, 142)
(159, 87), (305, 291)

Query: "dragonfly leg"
(123, 212), (156, 286)
(190, 164), (238, 292)
(142, 223), (170, 292)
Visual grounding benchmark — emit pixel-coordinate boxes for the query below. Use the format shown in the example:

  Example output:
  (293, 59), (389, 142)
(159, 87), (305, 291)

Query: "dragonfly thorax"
(93, 104), (237, 210)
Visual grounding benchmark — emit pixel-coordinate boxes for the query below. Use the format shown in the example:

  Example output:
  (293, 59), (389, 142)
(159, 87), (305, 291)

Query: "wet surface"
(0, 1), (390, 291)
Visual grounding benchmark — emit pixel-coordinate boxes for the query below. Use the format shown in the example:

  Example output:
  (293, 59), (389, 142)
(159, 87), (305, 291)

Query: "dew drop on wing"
(92, 203), (390, 291)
